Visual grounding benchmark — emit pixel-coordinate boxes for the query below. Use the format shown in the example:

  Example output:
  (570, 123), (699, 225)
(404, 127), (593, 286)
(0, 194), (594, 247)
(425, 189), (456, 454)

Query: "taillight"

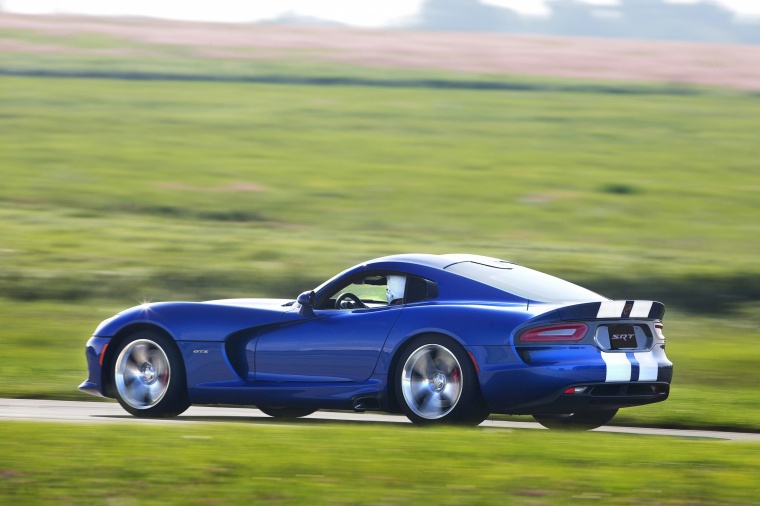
(519, 323), (588, 342)
(654, 323), (665, 341)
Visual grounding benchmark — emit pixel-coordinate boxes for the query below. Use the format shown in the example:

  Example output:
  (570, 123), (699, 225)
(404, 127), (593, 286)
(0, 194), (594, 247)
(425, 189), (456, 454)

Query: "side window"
(319, 273), (438, 309)
(321, 273), (405, 310)
(405, 275), (439, 304)
(340, 275), (388, 304)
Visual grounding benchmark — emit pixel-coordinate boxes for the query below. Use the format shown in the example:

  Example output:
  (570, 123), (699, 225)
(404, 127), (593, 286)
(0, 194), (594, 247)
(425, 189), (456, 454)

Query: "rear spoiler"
(559, 300), (665, 321)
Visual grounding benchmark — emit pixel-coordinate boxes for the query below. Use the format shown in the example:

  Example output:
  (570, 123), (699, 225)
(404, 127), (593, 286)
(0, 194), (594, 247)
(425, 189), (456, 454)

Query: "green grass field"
(2, 77), (758, 298)
(1, 421), (759, 505)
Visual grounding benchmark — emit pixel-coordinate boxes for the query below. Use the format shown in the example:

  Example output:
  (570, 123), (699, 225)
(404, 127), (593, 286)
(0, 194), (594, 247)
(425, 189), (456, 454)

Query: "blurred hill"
(1, 12), (760, 90)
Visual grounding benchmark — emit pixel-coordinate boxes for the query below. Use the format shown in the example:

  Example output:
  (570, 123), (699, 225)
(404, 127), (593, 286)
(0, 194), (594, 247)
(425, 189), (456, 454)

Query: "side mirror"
(297, 290), (316, 317)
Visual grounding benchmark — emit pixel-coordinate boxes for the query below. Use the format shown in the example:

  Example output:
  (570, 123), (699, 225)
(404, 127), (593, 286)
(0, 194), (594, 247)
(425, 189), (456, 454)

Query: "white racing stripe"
(601, 352), (632, 382)
(597, 301), (627, 318)
(634, 352), (659, 381)
(630, 301), (653, 318)
(597, 300), (655, 318)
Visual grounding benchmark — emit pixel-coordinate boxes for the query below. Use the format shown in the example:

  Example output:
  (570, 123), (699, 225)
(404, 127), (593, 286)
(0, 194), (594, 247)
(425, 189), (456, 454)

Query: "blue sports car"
(79, 254), (672, 429)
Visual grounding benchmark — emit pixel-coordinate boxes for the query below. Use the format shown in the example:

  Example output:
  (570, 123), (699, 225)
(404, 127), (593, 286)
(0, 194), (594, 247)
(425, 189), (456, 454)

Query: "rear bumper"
(509, 381), (670, 415)
(470, 344), (673, 414)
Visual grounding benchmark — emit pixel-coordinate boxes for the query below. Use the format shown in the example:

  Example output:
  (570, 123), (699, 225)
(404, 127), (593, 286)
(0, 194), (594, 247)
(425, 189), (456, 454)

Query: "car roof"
(364, 253), (513, 271)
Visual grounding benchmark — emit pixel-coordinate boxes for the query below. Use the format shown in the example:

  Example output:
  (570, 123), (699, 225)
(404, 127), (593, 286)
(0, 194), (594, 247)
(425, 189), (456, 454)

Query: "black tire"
(394, 334), (489, 426)
(532, 409), (618, 431)
(257, 406), (316, 419)
(112, 330), (190, 418)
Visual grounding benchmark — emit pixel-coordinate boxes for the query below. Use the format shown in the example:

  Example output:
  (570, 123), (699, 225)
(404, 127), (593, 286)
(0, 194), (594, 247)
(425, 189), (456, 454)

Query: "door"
(254, 306), (403, 382)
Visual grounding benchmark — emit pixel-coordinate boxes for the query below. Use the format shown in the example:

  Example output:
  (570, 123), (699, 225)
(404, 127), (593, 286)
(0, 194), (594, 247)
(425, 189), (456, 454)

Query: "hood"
(205, 298), (293, 309)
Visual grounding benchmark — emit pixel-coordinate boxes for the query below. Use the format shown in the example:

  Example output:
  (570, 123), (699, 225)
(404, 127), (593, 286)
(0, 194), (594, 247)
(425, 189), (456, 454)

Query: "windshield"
(445, 261), (607, 303)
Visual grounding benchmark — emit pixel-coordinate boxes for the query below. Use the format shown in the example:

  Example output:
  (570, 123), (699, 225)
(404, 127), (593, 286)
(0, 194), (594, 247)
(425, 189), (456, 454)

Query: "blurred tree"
(737, 21), (760, 45)
(615, 0), (737, 43)
(415, 0), (525, 32)
(411, 0), (760, 44)
(262, 11), (347, 27)
(542, 0), (616, 37)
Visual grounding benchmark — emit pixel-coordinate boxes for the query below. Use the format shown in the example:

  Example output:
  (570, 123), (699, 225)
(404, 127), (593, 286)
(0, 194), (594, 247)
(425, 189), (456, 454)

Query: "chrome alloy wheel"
(114, 339), (171, 410)
(401, 344), (463, 419)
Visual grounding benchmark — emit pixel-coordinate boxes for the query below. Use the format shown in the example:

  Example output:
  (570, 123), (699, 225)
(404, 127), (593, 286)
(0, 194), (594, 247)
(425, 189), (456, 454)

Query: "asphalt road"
(2, 398), (758, 442)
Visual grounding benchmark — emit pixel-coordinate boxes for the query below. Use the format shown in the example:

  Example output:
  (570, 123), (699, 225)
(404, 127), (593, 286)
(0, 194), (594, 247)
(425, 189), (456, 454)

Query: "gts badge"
(193, 349), (209, 354)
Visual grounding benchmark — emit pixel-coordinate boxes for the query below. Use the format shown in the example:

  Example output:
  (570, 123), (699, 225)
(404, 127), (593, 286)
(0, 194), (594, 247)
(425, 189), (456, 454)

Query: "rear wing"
(559, 301), (665, 321)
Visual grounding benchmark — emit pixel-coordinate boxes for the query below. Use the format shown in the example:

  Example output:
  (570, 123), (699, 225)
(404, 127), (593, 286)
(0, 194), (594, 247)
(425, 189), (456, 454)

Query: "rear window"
(445, 261), (606, 303)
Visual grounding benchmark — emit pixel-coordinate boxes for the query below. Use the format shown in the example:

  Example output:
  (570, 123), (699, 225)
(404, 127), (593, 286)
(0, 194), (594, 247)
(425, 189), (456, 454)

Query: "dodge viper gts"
(79, 254), (672, 429)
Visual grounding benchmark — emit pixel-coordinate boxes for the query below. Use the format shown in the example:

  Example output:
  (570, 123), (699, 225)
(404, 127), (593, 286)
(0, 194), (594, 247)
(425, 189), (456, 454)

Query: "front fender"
(93, 302), (291, 342)
(93, 304), (173, 337)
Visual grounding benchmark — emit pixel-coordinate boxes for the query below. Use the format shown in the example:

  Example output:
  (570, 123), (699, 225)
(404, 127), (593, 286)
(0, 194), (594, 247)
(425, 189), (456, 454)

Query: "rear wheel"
(395, 335), (489, 425)
(532, 409), (618, 430)
(112, 331), (190, 418)
(257, 406), (316, 419)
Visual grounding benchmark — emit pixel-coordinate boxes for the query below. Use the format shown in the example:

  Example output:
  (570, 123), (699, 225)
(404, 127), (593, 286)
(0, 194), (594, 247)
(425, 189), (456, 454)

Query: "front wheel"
(112, 331), (190, 418)
(532, 409), (618, 431)
(395, 335), (489, 425)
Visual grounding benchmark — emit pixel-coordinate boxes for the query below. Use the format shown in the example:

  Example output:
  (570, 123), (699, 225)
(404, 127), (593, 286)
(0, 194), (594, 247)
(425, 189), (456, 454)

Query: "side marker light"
(467, 350), (480, 373)
(99, 343), (109, 366)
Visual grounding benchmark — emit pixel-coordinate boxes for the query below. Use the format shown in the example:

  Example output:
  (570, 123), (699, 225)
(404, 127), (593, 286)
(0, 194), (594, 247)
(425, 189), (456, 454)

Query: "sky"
(3, 0), (760, 27)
